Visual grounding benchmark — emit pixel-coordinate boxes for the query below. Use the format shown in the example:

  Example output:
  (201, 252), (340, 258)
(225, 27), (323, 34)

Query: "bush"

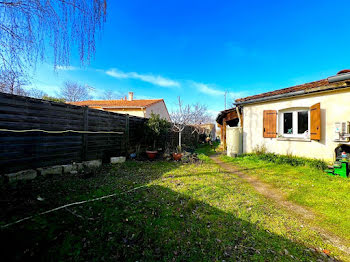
(145, 113), (171, 150)
(240, 152), (328, 170)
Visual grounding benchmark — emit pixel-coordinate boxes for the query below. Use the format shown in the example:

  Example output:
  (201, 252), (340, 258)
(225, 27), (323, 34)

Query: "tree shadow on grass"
(2, 183), (327, 261)
(0, 161), (178, 221)
(0, 160), (179, 261)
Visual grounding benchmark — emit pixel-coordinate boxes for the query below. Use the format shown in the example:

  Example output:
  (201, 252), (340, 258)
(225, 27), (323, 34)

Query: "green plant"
(176, 145), (181, 153)
(42, 95), (66, 103)
(252, 144), (267, 155)
(145, 113), (171, 150)
(239, 152), (328, 170)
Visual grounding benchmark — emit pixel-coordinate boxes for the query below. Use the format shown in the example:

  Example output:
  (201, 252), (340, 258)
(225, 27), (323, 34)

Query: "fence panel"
(0, 93), (131, 174)
(0, 93), (201, 174)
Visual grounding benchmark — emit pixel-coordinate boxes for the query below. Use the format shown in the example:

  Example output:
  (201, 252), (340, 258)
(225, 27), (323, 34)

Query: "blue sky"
(29, 0), (350, 117)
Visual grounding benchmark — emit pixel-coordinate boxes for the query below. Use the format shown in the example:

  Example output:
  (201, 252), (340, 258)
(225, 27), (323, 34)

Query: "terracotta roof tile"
(69, 99), (163, 108)
(337, 69), (350, 75)
(235, 79), (330, 103)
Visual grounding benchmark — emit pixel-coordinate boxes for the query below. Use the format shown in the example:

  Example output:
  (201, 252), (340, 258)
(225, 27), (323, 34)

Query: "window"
(279, 108), (310, 138)
(297, 111), (308, 134)
(263, 103), (320, 141)
(283, 112), (293, 134)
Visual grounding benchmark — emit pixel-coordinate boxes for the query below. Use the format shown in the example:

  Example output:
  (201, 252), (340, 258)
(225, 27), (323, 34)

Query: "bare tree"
(170, 97), (194, 152)
(0, 69), (29, 96)
(0, 0), (107, 74)
(190, 103), (212, 135)
(102, 90), (119, 100)
(171, 97), (213, 151)
(0, 70), (49, 99)
(28, 88), (47, 99)
(59, 81), (91, 102)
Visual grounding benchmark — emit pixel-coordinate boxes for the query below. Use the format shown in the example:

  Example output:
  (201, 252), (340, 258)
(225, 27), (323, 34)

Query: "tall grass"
(240, 152), (328, 170)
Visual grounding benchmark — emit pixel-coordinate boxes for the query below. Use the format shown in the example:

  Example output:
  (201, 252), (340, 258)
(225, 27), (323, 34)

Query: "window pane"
(283, 112), (293, 134)
(298, 111), (308, 134)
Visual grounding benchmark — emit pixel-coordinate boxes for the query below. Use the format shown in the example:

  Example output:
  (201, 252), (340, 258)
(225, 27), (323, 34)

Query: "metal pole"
(224, 91), (227, 110)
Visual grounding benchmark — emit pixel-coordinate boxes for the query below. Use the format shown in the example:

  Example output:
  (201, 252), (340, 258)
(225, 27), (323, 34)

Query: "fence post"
(124, 114), (130, 154)
(82, 106), (89, 161)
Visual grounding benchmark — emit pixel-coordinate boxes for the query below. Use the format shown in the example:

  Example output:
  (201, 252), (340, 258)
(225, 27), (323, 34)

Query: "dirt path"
(210, 154), (350, 257)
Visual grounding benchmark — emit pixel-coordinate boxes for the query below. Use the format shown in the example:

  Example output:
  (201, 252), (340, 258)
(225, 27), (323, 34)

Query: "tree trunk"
(178, 131), (182, 152)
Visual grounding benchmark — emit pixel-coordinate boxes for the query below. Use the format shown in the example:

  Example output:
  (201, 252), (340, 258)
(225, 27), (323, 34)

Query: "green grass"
(243, 152), (328, 170)
(195, 141), (219, 156)
(195, 141), (220, 162)
(1, 155), (348, 261)
(220, 153), (350, 246)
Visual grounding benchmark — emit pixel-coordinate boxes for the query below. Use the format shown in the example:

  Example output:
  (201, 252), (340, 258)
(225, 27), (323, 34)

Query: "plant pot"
(146, 150), (158, 159)
(172, 153), (183, 161)
(130, 153), (137, 159)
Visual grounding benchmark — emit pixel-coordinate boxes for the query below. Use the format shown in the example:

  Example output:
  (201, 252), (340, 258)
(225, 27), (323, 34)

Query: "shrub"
(145, 113), (171, 150)
(239, 152), (328, 170)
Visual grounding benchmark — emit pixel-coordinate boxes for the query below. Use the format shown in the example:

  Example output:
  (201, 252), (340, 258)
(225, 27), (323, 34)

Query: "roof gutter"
(234, 83), (350, 106)
(328, 72), (350, 83)
(100, 106), (146, 109)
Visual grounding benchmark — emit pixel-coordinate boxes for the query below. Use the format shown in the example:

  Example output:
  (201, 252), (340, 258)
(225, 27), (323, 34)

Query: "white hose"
(1, 185), (148, 229)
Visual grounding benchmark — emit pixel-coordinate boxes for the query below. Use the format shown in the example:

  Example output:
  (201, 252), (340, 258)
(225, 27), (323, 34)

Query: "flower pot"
(146, 150), (158, 159)
(130, 153), (137, 159)
(172, 153), (183, 161)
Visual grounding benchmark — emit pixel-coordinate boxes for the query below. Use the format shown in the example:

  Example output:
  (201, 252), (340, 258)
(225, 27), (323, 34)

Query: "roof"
(235, 79), (329, 104)
(199, 123), (215, 129)
(337, 69), (350, 74)
(235, 70), (350, 105)
(216, 108), (238, 125)
(69, 99), (164, 108)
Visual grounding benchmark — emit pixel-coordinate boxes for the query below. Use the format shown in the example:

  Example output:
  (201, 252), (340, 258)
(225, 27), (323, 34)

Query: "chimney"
(128, 92), (134, 101)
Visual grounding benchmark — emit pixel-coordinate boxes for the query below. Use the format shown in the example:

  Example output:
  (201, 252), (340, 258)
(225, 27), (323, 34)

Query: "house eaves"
(235, 81), (350, 106)
(100, 106), (146, 109)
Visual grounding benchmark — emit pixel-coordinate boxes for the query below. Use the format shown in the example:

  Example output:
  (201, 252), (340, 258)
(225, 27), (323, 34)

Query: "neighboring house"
(70, 92), (171, 121)
(218, 70), (350, 161)
(198, 123), (216, 140)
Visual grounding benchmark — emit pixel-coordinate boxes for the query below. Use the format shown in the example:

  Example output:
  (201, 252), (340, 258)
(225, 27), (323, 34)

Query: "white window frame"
(278, 107), (310, 138)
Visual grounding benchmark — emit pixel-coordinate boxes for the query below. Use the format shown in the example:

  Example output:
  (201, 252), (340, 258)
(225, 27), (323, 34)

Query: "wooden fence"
(0, 93), (146, 174)
(0, 93), (199, 174)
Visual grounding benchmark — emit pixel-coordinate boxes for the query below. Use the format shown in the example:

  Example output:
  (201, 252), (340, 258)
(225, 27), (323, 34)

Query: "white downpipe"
(236, 107), (242, 128)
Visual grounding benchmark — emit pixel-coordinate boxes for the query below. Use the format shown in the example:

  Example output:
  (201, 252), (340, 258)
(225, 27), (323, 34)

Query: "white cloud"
(228, 91), (249, 100)
(106, 69), (180, 88)
(192, 82), (225, 96)
(56, 65), (78, 71)
(191, 82), (250, 105)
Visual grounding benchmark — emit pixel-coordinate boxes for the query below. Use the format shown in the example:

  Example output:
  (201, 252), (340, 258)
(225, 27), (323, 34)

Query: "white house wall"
(104, 109), (145, 118)
(242, 88), (350, 161)
(145, 101), (171, 121)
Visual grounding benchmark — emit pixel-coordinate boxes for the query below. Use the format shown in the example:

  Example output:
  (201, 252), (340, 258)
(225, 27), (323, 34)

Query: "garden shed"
(216, 108), (241, 149)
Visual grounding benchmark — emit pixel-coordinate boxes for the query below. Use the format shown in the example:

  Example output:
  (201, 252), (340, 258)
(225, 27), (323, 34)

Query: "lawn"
(220, 153), (350, 248)
(1, 149), (347, 261)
